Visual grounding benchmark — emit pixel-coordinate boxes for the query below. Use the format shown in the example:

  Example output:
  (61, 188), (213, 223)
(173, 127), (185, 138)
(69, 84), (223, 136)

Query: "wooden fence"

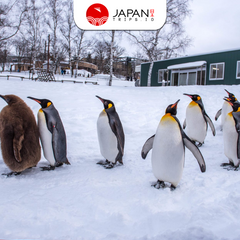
(0, 74), (98, 85)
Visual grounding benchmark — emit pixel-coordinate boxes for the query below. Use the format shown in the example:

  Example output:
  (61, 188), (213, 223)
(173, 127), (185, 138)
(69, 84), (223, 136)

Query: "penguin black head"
(224, 89), (237, 102)
(28, 97), (53, 108)
(165, 99), (180, 115)
(224, 98), (240, 112)
(0, 94), (23, 106)
(96, 95), (115, 112)
(183, 93), (202, 102)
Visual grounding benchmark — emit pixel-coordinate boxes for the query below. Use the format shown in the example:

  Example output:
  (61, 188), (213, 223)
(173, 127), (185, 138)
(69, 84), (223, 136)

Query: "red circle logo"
(86, 3), (109, 26)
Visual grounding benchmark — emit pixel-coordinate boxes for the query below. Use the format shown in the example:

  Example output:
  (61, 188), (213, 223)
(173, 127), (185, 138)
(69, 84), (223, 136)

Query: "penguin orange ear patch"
(47, 102), (52, 107)
(197, 96), (201, 101)
(108, 103), (113, 109)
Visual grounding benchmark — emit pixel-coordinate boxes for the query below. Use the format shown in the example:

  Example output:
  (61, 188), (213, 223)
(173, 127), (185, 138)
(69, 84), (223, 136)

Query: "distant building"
(140, 49), (240, 86)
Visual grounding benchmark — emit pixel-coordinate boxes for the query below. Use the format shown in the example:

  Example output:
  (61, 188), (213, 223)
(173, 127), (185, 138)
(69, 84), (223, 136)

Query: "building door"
(172, 73), (179, 86)
(179, 73), (187, 85)
(171, 69), (206, 86)
(188, 72), (197, 85)
(197, 70), (205, 85)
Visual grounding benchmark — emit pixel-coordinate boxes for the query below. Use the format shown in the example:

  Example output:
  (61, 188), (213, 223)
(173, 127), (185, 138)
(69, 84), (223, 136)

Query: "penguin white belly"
(223, 113), (239, 166)
(97, 110), (118, 163)
(186, 103), (207, 143)
(151, 115), (184, 187)
(38, 110), (56, 166)
(221, 101), (233, 126)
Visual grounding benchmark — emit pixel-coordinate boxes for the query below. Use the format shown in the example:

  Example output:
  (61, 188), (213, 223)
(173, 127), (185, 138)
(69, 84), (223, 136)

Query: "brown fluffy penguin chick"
(0, 94), (41, 176)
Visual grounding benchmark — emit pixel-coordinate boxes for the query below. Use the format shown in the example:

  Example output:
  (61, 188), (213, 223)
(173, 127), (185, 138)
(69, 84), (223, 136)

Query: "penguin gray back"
(42, 103), (68, 163)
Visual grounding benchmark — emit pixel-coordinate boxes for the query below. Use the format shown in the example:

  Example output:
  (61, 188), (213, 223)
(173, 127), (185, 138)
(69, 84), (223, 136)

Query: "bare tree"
(73, 30), (94, 78)
(60, 0), (75, 77)
(73, 29), (85, 77)
(109, 30), (115, 86)
(45, 0), (63, 73)
(0, 0), (28, 42)
(23, 0), (45, 72)
(100, 31), (124, 86)
(126, 0), (192, 86)
(92, 40), (108, 73)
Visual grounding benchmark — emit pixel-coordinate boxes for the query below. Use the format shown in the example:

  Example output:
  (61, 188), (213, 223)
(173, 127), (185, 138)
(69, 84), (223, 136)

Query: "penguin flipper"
(115, 121), (124, 156)
(109, 117), (124, 158)
(183, 134), (206, 172)
(13, 127), (25, 163)
(232, 112), (240, 159)
(141, 135), (155, 159)
(204, 113), (216, 136)
(215, 108), (222, 121)
(183, 119), (186, 129)
(52, 123), (68, 164)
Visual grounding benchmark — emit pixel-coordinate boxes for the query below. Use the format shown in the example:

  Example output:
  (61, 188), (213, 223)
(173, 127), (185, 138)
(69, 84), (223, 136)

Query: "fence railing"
(0, 74), (98, 85)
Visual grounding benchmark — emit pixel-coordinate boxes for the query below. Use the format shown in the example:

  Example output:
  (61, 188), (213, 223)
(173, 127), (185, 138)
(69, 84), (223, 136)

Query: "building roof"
(142, 48), (240, 65)
(167, 61), (206, 70)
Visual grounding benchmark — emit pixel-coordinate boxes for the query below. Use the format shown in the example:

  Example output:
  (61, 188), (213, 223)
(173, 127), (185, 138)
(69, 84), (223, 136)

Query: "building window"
(236, 61), (240, 79)
(209, 62), (225, 80)
(158, 69), (168, 84)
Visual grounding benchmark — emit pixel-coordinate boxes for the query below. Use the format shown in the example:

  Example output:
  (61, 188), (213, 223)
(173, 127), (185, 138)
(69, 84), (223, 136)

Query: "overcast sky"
(122, 0), (240, 57)
(183, 0), (240, 56)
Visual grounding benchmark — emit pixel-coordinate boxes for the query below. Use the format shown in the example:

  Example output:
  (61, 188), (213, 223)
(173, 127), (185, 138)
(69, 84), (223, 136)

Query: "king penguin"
(96, 96), (125, 169)
(141, 100), (206, 190)
(0, 95), (41, 176)
(221, 98), (240, 170)
(215, 89), (238, 130)
(28, 97), (70, 170)
(183, 94), (215, 147)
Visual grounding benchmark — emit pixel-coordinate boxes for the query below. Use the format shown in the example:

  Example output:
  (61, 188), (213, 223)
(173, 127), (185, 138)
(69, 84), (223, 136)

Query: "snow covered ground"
(0, 72), (240, 240)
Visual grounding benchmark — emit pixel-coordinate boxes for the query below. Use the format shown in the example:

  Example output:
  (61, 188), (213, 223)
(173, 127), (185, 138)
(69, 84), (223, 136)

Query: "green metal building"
(140, 49), (240, 86)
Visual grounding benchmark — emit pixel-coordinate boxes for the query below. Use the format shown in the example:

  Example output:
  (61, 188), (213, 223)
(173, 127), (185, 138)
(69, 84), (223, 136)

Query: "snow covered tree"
(126, 0), (192, 86)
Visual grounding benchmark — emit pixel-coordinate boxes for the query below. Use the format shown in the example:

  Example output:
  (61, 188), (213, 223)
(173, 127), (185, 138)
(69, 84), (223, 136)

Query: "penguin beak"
(224, 89), (230, 95)
(27, 96), (42, 104)
(0, 95), (10, 104)
(224, 97), (233, 105)
(171, 99), (180, 109)
(183, 93), (193, 99)
(96, 95), (105, 104)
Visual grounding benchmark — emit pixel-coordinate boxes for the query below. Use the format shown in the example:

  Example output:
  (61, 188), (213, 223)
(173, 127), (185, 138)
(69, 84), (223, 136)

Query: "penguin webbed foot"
(104, 162), (115, 169)
(197, 142), (204, 147)
(97, 159), (123, 169)
(97, 160), (110, 166)
(152, 180), (165, 189)
(41, 165), (56, 171)
(221, 161), (239, 171)
(152, 181), (177, 190)
(2, 171), (21, 177)
(220, 162), (234, 167)
(104, 160), (123, 169)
